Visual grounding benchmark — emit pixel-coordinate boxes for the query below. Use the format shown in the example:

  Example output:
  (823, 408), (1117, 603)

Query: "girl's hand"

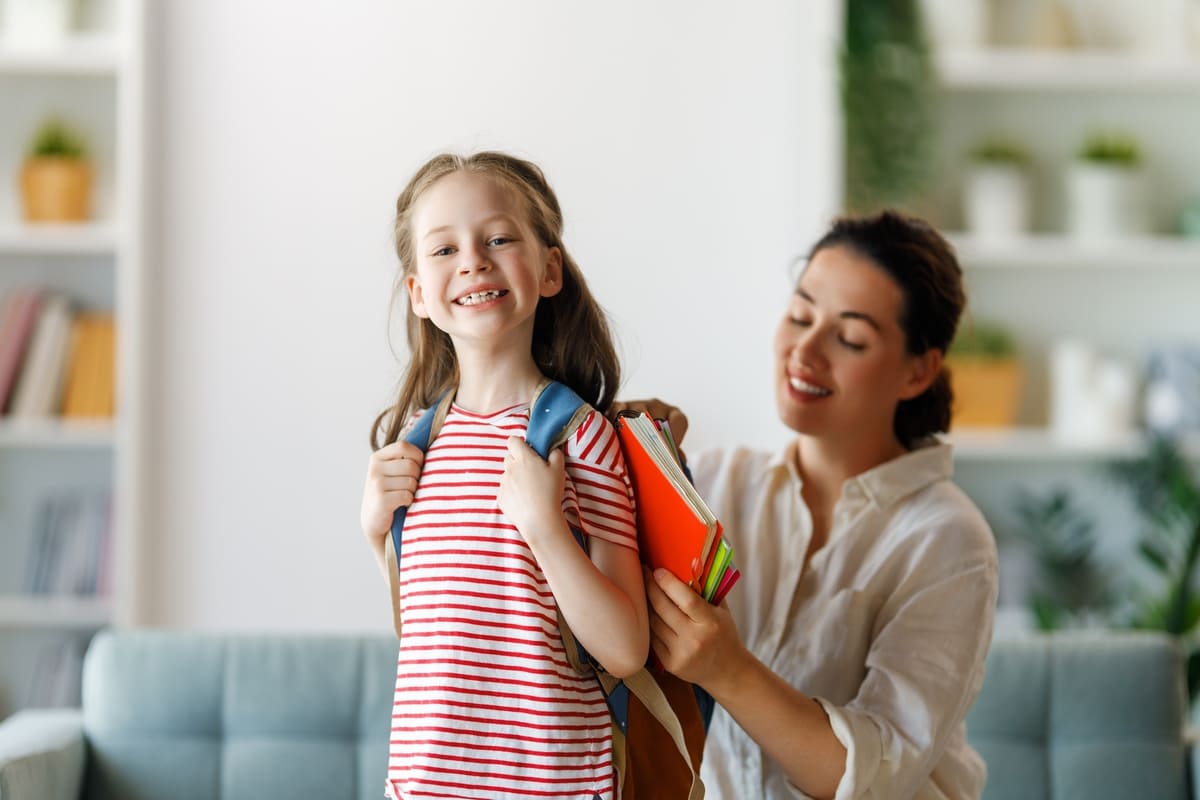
(498, 436), (566, 543)
(360, 441), (424, 544)
(645, 567), (745, 689)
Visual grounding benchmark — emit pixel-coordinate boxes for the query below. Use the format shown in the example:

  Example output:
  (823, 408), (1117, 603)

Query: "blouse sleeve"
(561, 410), (639, 553)
(813, 512), (998, 799)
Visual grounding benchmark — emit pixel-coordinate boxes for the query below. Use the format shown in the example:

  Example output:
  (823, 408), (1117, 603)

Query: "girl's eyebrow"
(420, 214), (518, 242)
(795, 288), (882, 332)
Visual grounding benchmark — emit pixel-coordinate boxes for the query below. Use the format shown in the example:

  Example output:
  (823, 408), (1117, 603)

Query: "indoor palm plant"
(19, 118), (92, 222)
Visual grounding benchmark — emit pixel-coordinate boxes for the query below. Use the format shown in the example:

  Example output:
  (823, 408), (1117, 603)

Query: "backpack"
(384, 378), (710, 800)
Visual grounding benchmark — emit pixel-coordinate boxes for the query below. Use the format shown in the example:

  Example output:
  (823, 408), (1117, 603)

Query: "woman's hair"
(370, 151), (621, 450)
(807, 210), (966, 449)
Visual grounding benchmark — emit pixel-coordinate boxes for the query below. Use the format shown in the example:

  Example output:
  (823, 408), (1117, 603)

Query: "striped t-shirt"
(387, 401), (638, 800)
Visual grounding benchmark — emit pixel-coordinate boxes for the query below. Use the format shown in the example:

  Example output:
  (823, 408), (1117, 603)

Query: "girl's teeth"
(457, 290), (503, 306)
(789, 376), (831, 396)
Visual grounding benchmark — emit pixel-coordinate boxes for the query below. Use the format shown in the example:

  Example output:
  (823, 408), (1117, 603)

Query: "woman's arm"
(498, 437), (649, 678)
(646, 568), (847, 799)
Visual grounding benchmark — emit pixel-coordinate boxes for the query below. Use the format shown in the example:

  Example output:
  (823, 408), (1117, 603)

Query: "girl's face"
(406, 171), (562, 355)
(773, 245), (939, 444)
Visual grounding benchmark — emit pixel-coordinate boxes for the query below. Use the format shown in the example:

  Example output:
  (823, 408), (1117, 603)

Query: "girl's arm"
(359, 440), (424, 580)
(498, 437), (649, 679)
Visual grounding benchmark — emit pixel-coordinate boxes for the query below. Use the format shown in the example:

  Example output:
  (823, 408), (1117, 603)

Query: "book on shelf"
(8, 293), (73, 418)
(23, 489), (113, 597)
(0, 288), (44, 413)
(25, 637), (86, 710)
(61, 312), (115, 419)
(614, 410), (740, 605)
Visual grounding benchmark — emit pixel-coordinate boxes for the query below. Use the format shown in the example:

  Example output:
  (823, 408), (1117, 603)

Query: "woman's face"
(773, 244), (937, 443)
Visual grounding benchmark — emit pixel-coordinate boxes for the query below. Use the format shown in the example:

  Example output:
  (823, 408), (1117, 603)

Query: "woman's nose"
(791, 327), (825, 368)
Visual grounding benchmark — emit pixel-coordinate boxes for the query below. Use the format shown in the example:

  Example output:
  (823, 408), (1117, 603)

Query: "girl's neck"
(453, 348), (544, 415)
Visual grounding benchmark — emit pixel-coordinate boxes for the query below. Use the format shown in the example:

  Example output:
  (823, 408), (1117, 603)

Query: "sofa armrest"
(0, 709), (85, 800)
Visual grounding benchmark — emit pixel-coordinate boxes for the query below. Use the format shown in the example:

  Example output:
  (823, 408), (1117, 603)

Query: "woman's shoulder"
(891, 479), (997, 565)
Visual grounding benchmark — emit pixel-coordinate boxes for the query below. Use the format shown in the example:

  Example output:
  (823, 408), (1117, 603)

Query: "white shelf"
(0, 222), (118, 255)
(0, 36), (119, 75)
(0, 595), (110, 630)
(0, 420), (115, 449)
(947, 233), (1200, 270)
(947, 427), (1200, 462)
(937, 48), (1200, 91)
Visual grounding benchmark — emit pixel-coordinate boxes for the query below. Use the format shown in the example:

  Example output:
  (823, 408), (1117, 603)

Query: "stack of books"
(615, 411), (740, 605)
(0, 287), (115, 420)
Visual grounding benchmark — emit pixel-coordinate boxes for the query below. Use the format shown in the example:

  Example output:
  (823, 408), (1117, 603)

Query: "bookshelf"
(0, 0), (144, 718)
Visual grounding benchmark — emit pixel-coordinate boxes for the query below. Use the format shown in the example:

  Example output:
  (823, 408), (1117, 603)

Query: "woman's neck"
(453, 348), (544, 414)
(795, 425), (908, 502)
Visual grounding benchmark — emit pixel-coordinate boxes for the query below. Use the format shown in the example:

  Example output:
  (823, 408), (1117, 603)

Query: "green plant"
(27, 119), (86, 160)
(970, 139), (1031, 167)
(841, 0), (938, 213)
(949, 322), (1017, 359)
(1108, 436), (1200, 696)
(1010, 487), (1110, 631)
(1078, 131), (1140, 167)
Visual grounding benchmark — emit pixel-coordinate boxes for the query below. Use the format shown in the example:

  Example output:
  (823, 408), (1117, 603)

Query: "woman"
(618, 211), (998, 800)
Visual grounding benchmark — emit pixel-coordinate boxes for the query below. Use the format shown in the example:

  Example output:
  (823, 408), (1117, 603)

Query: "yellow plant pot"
(948, 357), (1022, 428)
(20, 157), (92, 222)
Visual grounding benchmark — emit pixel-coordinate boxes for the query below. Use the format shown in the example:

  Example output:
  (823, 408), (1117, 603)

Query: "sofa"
(0, 629), (1194, 799)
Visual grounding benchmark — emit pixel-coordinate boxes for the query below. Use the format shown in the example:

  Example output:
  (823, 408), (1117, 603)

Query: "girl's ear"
(406, 274), (430, 318)
(540, 247), (564, 298)
(898, 348), (943, 401)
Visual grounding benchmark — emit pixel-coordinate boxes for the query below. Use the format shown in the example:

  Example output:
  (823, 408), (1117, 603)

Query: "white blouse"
(691, 439), (998, 800)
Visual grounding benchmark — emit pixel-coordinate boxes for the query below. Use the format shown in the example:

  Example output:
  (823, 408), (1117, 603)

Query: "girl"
(619, 211), (999, 799)
(360, 152), (648, 800)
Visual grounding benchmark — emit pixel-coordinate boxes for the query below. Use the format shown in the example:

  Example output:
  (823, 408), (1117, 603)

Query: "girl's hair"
(807, 210), (965, 449)
(371, 151), (621, 450)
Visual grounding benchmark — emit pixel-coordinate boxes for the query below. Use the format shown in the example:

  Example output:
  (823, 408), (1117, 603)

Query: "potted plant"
(19, 119), (91, 223)
(1066, 131), (1149, 240)
(947, 321), (1021, 428)
(963, 139), (1031, 240)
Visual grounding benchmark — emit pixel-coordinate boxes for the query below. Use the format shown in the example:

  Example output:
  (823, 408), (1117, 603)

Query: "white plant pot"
(1065, 163), (1149, 240)
(1, 0), (76, 46)
(919, 0), (988, 50)
(1064, 0), (1186, 53)
(964, 165), (1030, 240)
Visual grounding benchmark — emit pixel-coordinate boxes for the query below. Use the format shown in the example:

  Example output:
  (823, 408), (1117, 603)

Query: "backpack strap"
(384, 389), (454, 639)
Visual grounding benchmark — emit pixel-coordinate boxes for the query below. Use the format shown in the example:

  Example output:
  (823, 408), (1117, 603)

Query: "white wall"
(143, 1), (841, 630)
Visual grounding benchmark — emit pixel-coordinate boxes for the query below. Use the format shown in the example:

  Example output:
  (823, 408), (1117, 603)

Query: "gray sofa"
(0, 629), (1194, 799)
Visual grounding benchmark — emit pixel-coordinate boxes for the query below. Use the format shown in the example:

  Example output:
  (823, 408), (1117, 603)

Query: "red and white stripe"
(387, 403), (637, 800)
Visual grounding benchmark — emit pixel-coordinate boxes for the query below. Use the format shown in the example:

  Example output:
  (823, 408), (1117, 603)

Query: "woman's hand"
(498, 436), (567, 543)
(645, 567), (746, 690)
(360, 441), (424, 544)
(610, 398), (689, 448)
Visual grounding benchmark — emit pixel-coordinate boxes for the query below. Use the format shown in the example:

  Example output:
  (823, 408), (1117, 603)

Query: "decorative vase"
(1, 0), (77, 47)
(20, 158), (92, 222)
(947, 357), (1023, 428)
(1065, 163), (1149, 240)
(918, 0), (988, 50)
(964, 165), (1030, 240)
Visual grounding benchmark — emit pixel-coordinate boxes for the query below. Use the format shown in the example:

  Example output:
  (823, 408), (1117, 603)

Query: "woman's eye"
(789, 316), (811, 327)
(839, 337), (866, 352)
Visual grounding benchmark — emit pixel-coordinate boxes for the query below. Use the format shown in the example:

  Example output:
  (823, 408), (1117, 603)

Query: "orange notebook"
(615, 411), (723, 590)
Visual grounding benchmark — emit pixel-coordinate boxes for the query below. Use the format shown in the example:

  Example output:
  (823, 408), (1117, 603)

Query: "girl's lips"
(454, 287), (509, 306)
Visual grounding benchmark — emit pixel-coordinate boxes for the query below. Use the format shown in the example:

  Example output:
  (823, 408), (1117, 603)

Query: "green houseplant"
(841, 0), (938, 214)
(20, 119), (91, 222)
(946, 321), (1021, 428)
(1067, 130), (1148, 239)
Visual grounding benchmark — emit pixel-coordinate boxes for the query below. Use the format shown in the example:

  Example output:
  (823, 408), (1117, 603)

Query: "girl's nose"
(457, 244), (492, 274)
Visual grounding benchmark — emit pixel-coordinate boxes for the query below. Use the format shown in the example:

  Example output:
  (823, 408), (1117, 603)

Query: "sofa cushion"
(967, 631), (1188, 800)
(81, 632), (397, 800)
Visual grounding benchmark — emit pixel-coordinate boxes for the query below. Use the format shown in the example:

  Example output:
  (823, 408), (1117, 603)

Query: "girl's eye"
(432, 246), (454, 257)
(487, 236), (512, 247)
